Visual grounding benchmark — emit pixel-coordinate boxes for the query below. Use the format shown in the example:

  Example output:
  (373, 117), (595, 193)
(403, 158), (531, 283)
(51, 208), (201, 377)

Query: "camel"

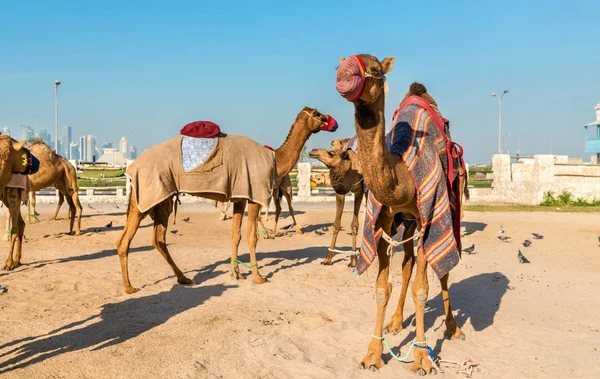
(308, 146), (365, 268)
(25, 142), (83, 235)
(0, 135), (40, 270)
(264, 173), (302, 235)
(336, 55), (468, 375)
(116, 106), (337, 294)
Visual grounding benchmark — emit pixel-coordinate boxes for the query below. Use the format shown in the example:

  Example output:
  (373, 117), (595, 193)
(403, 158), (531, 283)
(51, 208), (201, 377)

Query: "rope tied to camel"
(328, 248), (360, 256)
(231, 259), (257, 269)
(371, 335), (435, 363)
(380, 229), (420, 284)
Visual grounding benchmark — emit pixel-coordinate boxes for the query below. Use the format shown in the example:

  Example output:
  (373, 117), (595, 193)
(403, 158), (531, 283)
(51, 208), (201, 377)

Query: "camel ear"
(339, 56), (345, 64)
(340, 150), (349, 160)
(12, 140), (26, 151)
(381, 56), (395, 74)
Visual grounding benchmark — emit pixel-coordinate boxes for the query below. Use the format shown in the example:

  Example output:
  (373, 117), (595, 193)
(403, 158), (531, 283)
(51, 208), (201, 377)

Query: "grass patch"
(469, 180), (493, 188)
(79, 180), (126, 187)
(79, 169), (125, 179)
(465, 204), (600, 213)
(540, 190), (600, 207)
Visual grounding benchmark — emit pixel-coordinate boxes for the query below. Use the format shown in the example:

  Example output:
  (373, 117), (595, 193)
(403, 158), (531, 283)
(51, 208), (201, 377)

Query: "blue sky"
(1, 0), (599, 163)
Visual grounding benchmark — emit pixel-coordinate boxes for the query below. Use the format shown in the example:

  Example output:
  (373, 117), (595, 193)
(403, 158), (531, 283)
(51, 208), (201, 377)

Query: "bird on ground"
(522, 240), (532, 247)
(182, 217), (190, 222)
(498, 226), (504, 234)
(532, 233), (543, 240)
(462, 244), (475, 254)
(498, 236), (510, 242)
(518, 250), (531, 263)
(170, 230), (178, 235)
(105, 221), (113, 228)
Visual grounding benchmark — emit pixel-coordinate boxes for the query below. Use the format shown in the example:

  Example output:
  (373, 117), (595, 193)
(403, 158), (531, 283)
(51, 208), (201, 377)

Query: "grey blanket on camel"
(127, 134), (276, 213)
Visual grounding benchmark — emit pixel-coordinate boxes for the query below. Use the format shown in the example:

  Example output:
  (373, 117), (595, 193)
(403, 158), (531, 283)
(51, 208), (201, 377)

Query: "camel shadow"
(385, 272), (510, 362)
(460, 221), (487, 235)
(0, 284), (233, 374)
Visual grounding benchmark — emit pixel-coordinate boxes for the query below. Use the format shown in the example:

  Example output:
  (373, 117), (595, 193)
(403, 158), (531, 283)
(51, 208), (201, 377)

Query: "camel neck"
(275, 117), (312, 178)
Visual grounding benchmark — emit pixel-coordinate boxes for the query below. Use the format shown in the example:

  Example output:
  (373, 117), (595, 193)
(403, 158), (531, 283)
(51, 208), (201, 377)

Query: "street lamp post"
(54, 80), (61, 152)
(491, 90), (509, 154)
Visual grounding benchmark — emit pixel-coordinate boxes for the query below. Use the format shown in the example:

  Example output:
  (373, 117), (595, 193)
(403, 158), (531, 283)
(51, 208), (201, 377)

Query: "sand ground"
(0, 202), (599, 378)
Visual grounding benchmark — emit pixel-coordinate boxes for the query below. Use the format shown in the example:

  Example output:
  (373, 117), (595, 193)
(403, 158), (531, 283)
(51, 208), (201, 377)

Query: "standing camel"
(308, 146), (365, 267)
(336, 55), (467, 375)
(26, 142), (82, 235)
(0, 135), (40, 270)
(117, 106), (337, 294)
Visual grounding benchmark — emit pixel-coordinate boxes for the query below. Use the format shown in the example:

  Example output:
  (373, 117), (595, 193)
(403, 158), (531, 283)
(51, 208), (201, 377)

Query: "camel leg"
(322, 193), (345, 266)
(283, 190), (302, 234)
(4, 205), (10, 242)
(384, 222), (417, 334)
(64, 192), (77, 235)
(51, 191), (65, 220)
(272, 194), (282, 234)
(116, 195), (148, 294)
(151, 199), (192, 286)
(410, 245), (435, 375)
(247, 202), (267, 284)
(3, 190), (24, 270)
(440, 273), (465, 340)
(72, 190), (83, 236)
(230, 199), (247, 280)
(27, 191), (38, 223)
(359, 212), (393, 371)
(349, 190), (364, 268)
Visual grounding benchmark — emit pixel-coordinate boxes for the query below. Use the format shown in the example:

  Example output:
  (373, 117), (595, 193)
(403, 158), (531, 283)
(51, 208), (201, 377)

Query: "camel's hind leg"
(151, 198), (192, 286)
(71, 190), (83, 236)
(4, 205), (10, 241)
(116, 194), (148, 294)
(359, 211), (393, 371)
(349, 190), (364, 268)
(271, 189), (282, 234)
(51, 191), (65, 220)
(247, 202), (267, 284)
(440, 273), (465, 340)
(282, 190), (302, 234)
(230, 199), (247, 280)
(322, 193), (345, 266)
(384, 222), (417, 335)
(27, 191), (39, 223)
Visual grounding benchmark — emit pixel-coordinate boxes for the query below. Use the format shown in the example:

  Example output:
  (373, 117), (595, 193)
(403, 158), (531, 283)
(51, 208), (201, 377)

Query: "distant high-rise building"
(79, 136), (87, 161)
(129, 146), (138, 160)
(119, 136), (129, 158)
(86, 135), (97, 162)
(2, 126), (10, 136)
(36, 129), (51, 145)
(21, 125), (34, 141)
(70, 142), (79, 161)
(101, 141), (113, 149)
(62, 126), (72, 158)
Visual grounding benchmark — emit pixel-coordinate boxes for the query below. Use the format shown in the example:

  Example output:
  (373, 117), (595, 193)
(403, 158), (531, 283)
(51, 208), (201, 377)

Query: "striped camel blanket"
(356, 96), (464, 278)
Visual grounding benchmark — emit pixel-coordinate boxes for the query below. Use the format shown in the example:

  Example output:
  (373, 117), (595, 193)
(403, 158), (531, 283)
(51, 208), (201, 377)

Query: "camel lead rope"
(380, 229), (420, 284)
(371, 335), (437, 365)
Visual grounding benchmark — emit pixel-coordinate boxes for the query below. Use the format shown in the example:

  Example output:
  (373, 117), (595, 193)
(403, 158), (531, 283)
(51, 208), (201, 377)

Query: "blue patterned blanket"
(181, 136), (218, 172)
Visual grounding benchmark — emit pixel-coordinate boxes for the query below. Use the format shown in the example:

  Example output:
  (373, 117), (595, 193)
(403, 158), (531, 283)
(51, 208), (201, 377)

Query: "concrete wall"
(468, 154), (600, 205)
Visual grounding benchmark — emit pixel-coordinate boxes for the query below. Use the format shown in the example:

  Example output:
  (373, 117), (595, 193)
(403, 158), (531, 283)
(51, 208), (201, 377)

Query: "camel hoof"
(369, 365), (378, 372)
(417, 368), (427, 376)
(321, 260), (333, 266)
(295, 227), (303, 235)
(177, 277), (193, 285)
(445, 328), (466, 341)
(252, 276), (268, 285)
(75, 231), (81, 236)
(125, 287), (140, 294)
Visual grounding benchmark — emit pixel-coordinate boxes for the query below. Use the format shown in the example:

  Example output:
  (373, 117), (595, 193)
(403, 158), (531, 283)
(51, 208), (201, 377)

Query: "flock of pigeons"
(461, 225), (543, 264)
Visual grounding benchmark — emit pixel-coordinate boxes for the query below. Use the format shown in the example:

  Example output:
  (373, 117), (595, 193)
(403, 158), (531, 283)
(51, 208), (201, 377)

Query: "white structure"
(119, 136), (129, 159)
(69, 142), (79, 161)
(2, 126), (9, 136)
(86, 135), (96, 162)
(97, 148), (128, 166)
(79, 136), (87, 161)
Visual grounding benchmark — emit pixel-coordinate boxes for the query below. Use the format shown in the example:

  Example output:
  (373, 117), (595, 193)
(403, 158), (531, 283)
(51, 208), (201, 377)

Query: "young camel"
(116, 107), (336, 294)
(0, 136), (41, 270)
(308, 146), (365, 268)
(336, 55), (466, 375)
(26, 142), (82, 235)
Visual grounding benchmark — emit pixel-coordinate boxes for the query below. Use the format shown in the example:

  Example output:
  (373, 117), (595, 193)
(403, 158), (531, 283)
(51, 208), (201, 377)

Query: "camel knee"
(414, 287), (429, 307)
(375, 286), (390, 306)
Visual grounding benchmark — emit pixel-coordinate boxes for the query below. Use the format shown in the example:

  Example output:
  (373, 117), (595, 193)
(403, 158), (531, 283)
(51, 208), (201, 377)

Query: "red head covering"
(180, 121), (221, 138)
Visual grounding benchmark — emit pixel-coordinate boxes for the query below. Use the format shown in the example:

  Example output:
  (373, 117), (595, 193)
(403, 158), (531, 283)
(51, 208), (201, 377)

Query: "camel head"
(309, 148), (349, 168)
(336, 54), (394, 104)
(330, 138), (351, 151)
(299, 106), (338, 134)
(0, 136), (41, 175)
(401, 82), (438, 107)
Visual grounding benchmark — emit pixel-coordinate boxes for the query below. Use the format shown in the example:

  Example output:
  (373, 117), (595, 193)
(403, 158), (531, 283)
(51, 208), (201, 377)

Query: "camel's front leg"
(440, 273), (465, 340)
(322, 193), (345, 265)
(384, 222), (417, 335)
(360, 213), (393, 371)
(116, 194), (147, 294)
(4, 194), (23, 270)
(230, 200), (247, 280)
(247, 202), (267, 284)
(282, 190), (302, 234)
(410, 245), (436, 376)
(349, 190), (364, 268)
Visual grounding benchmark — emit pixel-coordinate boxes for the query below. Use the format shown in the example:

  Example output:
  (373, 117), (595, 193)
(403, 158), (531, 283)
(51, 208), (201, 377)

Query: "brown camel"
(0, 135), (41, 270)
(264, 173), (302, 235)
(26, 142), (82, 235)
(116, 106), (336, 294)
(336, 55), (468, 375)
(308, 146), (365, 268)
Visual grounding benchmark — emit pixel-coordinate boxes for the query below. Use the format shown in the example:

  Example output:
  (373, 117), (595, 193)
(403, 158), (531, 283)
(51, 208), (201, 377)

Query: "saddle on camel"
(336, 54), (468, 375)
(118, 107), (337, 294)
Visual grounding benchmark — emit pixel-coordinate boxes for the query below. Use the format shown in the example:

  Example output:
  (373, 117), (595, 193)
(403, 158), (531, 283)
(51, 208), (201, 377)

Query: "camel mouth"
(308, 149), (320, 158)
